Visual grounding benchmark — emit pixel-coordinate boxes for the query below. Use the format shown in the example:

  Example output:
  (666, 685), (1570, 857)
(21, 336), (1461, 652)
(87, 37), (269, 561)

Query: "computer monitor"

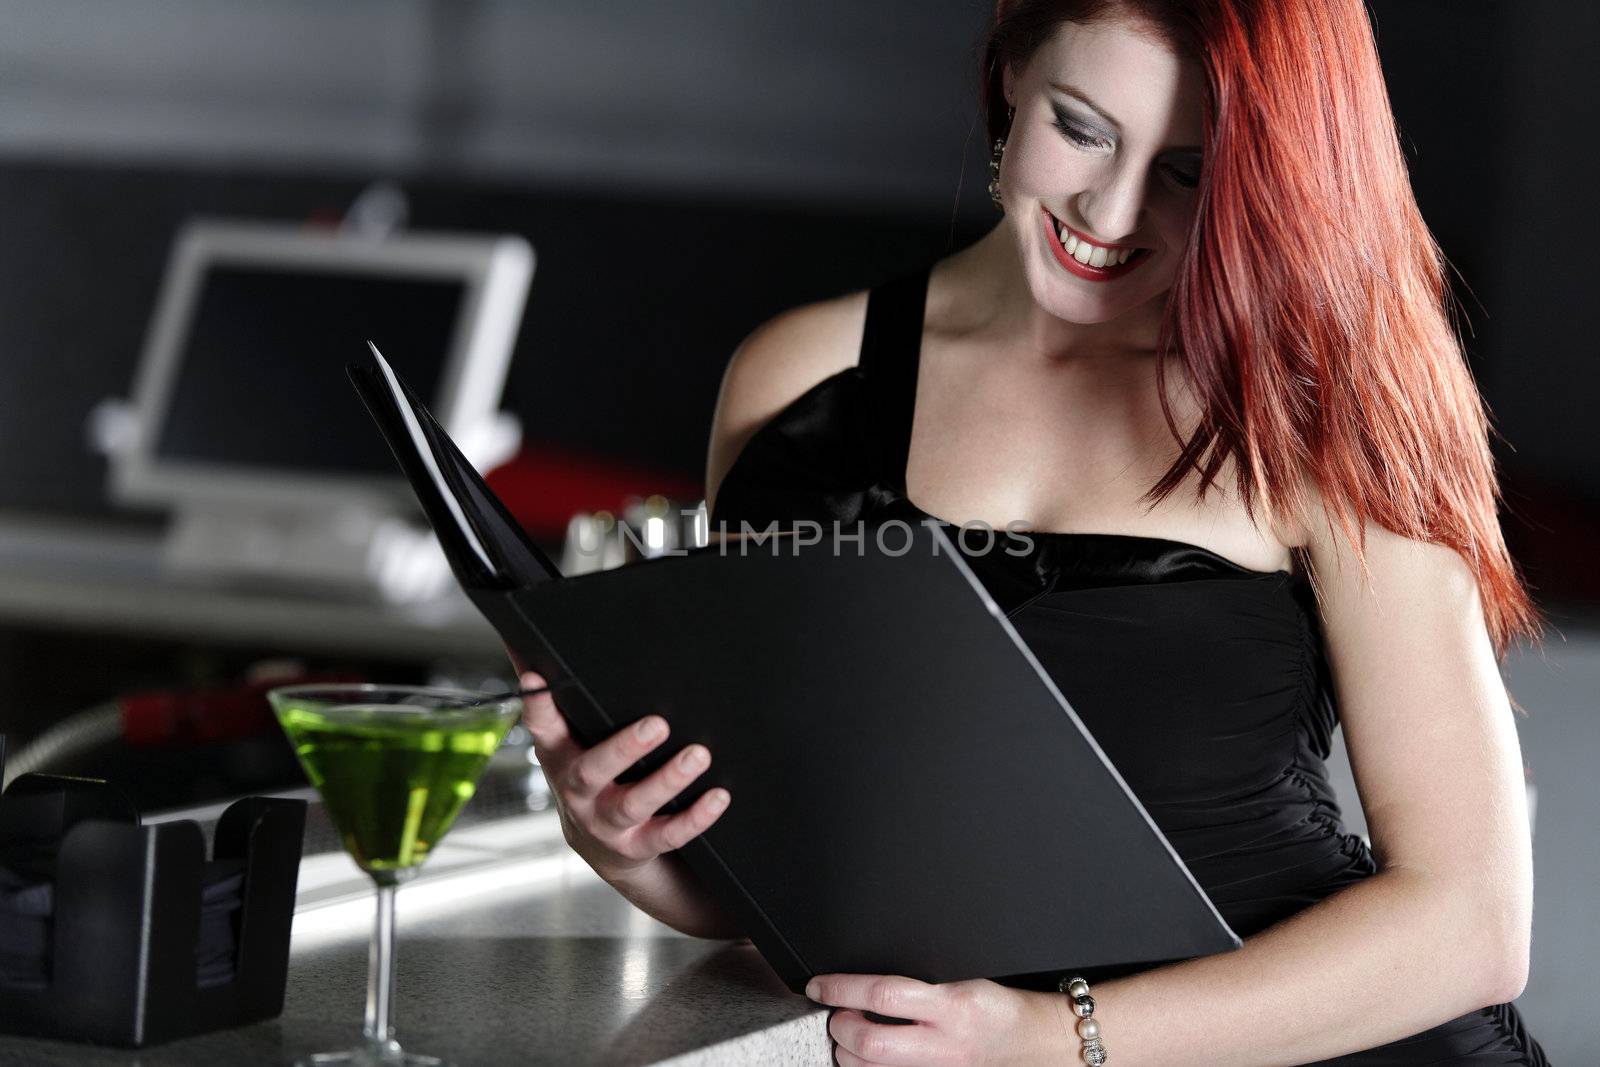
(111, 219), (533, 599)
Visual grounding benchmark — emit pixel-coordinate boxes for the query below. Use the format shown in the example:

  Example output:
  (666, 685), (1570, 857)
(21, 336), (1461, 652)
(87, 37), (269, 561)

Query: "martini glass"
(269, 683), (537, 1066)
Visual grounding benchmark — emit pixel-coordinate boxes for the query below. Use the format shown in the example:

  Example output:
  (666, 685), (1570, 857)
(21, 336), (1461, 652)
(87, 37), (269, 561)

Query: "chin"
(1019, 251), (1133, 325)
(1012, 228), (1170, 325)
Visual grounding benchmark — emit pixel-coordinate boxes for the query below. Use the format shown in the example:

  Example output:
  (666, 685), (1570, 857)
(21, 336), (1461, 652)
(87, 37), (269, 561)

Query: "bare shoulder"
(1288, 474), (1480, 620)
(703, 288), (870, 511)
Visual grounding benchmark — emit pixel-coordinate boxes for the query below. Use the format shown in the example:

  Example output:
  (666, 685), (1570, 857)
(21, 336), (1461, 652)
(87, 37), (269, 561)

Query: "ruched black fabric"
(711, 266), (1550, 1065)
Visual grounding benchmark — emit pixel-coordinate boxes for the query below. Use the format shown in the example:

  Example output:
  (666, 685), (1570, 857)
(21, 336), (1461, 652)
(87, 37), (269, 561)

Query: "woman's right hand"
(517, 670), (732, 883)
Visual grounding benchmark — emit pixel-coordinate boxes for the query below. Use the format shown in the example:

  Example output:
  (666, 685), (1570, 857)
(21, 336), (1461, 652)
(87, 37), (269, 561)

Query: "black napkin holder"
(0, 735), (307, 1047)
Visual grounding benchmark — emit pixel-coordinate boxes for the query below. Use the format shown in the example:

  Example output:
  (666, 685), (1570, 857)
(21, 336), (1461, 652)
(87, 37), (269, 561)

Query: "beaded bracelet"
(1057, 975), (1107, 1065)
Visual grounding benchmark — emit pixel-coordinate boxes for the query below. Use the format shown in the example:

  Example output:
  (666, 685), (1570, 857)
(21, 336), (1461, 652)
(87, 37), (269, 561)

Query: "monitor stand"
(161, 504), (453, 604)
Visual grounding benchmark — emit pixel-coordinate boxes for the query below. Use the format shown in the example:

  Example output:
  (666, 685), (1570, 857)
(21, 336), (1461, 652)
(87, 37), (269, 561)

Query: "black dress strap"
(857, 266), (931, 489)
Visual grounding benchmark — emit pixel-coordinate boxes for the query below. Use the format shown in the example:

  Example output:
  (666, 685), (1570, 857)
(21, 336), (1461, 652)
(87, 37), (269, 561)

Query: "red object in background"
(485, 446), (704, 542)
(120, 672), (361, 749)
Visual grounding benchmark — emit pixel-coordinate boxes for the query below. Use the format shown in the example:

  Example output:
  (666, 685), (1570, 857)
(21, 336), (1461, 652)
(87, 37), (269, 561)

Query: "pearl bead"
(1078, 1016), (1100, 1039)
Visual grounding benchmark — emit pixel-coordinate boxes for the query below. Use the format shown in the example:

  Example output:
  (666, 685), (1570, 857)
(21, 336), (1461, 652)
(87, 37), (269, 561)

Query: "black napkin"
(0, 845), (55, 987)
(0, 851), (247, 989)
(197, 859), (246, 988)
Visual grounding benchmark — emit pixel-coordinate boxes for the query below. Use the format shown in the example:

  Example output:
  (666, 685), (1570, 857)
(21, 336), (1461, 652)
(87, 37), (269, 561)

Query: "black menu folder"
(348, 344), (1240, 994)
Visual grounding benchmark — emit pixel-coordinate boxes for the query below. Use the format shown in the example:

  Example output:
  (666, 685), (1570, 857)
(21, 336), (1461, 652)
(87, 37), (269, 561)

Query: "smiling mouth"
(1042, 206), (1149, 270)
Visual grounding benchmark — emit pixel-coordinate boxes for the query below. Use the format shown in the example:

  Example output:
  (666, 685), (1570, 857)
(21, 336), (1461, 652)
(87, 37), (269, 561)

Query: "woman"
(519, 1), (1550, 1063)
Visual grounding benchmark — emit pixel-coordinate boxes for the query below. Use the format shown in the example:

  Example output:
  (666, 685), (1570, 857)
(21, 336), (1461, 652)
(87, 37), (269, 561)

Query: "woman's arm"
(812, 510), (1534, 1066)
(1045, 514), (1534, 1065)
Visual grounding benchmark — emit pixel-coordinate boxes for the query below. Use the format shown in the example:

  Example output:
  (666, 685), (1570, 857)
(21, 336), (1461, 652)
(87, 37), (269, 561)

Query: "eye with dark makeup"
(1053, 104), (1203, 191)
(1051, 108), (1112, 152)
(1163, 159), (1202, 189)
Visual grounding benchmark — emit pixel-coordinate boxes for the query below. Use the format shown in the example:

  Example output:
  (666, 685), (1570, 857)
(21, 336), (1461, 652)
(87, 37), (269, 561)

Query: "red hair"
(982, 0), (1542, 659)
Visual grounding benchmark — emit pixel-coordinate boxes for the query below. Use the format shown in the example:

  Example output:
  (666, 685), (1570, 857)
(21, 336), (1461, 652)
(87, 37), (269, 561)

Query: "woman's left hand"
(805, 972), (1064, 1066)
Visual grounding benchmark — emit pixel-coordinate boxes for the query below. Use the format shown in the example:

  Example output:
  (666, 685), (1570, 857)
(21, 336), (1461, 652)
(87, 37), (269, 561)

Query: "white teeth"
(1052, 214), (1141, 269)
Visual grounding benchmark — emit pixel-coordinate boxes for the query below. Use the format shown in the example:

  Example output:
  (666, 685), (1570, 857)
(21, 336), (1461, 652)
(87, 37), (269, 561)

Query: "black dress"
(709, 267), (1550, 1065)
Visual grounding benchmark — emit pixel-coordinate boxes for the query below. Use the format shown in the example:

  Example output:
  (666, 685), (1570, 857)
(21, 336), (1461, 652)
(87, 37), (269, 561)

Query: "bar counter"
(0, 758), (834, 1066)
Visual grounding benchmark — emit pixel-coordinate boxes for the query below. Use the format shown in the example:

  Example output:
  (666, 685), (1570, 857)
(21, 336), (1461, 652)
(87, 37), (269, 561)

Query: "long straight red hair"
(982, 0), (1541, 659)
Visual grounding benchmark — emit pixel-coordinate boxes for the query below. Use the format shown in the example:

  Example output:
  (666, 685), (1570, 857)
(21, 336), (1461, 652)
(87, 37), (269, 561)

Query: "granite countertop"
(0, 754), (835, 1066)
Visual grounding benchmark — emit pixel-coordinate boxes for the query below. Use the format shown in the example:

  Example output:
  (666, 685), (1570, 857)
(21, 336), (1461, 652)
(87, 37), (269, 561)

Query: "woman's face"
(998, 16), (1206, 326)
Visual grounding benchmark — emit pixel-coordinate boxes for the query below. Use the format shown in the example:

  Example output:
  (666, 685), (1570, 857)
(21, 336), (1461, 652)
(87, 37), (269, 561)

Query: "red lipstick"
(1040, 205), (1150, 282)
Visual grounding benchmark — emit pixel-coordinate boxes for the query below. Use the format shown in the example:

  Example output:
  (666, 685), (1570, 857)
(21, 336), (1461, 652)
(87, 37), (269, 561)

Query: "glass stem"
(365, 881), (400, 1057)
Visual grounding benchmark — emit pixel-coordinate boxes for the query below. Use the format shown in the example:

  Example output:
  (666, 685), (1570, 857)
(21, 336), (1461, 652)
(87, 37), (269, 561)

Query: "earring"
(988, 105), (1016, 212)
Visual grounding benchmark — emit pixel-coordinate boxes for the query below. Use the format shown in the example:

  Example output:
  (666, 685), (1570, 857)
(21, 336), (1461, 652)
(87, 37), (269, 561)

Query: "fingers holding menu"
(517, 670), (731, 878)
(519, 671), (576, 763)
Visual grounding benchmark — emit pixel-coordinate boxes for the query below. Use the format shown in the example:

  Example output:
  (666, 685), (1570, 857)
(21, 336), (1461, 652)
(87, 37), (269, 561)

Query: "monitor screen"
(153, 264), (466, 475)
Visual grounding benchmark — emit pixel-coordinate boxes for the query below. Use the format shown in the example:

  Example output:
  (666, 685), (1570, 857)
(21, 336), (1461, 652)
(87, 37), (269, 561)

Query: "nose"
(1074, 163), (1147, 244)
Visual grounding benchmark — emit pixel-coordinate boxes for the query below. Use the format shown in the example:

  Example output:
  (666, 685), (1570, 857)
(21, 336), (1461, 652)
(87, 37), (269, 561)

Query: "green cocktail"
(275, 699), (515, 877)
(269, 684), (534, 1067)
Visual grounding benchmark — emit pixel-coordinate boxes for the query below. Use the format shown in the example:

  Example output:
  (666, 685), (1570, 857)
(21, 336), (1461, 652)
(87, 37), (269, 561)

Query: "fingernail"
(679, 745), (707, 769)
(635, 717), (665, 741)
(706, 788), (729, 811)
(805, 979), (819, 999)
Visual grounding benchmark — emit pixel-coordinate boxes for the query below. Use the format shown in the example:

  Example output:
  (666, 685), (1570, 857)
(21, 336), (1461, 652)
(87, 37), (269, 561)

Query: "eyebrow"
(1048, 80), (1203, 154)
